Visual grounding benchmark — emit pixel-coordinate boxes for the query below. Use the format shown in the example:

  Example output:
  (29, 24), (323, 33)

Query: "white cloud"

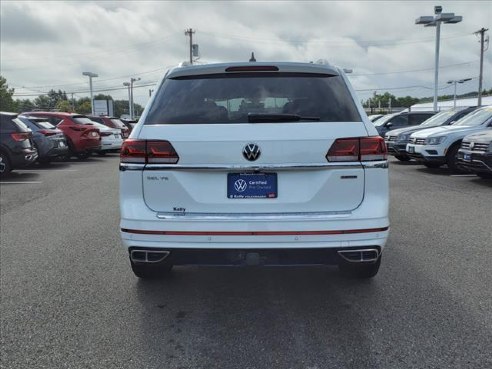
(1, 0), (490, 107)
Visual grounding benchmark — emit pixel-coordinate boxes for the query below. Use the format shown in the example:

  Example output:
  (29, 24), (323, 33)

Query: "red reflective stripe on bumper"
(121, 227), (389, 236)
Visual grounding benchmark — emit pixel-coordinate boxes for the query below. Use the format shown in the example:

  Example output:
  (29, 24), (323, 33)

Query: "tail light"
(11, 132), (31, 141)
(82, 130), (100, 139)
(100, 131), (112, 137)
(120, 139), (179, 164)
(38, 129), (57, 137)
(327, 136), (387, 162)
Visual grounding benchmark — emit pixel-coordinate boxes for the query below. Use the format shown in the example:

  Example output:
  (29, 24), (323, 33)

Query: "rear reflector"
(11, 132), (31, 141)
(38, 129), (57, 136)
(327, 136), (387, 162)
(120, 139), (179, 164)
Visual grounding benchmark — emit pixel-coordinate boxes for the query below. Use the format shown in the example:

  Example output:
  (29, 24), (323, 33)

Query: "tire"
(423, 162), (441, 169)
(38, 158), (52, 164)
(130, 259), (173, 279)
(76, 152), (90, 160)
(445, 143), (462, 173)
(477, 172), (492, 179)
(338, 256), (381, 279)
(0, 152), (12, 176)
(394, 155), (411, 161)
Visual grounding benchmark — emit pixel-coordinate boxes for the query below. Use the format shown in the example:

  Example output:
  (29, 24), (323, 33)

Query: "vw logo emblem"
(234, 179), (247, 192)
(243, 143), (261, 161)
(469, 142), (475, 150)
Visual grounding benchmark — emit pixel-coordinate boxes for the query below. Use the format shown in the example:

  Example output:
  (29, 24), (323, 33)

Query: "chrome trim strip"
(337, 248), (380, 263)
(121, 161), (388, 171)
(156, 211), (352, 220)
(143, 163), (362, 171)
(362, 161), (388, 169)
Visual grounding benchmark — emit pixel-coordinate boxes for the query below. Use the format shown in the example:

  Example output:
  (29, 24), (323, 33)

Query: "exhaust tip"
(338, 248), (380, 263)
(130, 250), (170, 263)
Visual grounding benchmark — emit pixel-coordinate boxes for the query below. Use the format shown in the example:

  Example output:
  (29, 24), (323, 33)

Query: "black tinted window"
(145, 73), (361, 124)
(389, 115), (408, 127)
(410, 114), (434, 125)
(0, 115), (18, 132)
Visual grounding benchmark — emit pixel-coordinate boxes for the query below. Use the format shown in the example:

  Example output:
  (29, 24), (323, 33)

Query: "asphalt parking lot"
(1, 155), (491, 369)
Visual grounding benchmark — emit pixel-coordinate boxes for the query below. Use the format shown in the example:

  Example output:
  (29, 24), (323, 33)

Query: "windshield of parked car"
(452, 107), (492, 127)
(374, 113), (398, 126)
(144, 73), (361, 124)
(419, 110), (456, 127)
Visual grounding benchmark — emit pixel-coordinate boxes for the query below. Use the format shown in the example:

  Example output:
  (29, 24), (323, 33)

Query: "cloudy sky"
(1, 0), (490, 108)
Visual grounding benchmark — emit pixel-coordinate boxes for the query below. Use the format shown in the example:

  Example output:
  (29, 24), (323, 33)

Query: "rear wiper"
(248, 113), (320, 123)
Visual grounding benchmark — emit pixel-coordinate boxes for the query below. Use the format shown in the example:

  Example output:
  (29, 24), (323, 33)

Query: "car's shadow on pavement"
(389, 160), (420, 166)
(0, 171), (40, 182)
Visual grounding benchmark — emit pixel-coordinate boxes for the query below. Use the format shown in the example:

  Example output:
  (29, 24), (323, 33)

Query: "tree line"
(0, 76), (144, 118)
(2, 75), (491, 117)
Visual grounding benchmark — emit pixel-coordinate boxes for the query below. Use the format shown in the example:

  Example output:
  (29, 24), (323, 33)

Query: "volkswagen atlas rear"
(119, 62), (389, 279)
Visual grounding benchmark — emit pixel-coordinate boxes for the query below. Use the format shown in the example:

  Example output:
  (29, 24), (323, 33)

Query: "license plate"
(227, 173), (277, 199)
(408, 146), (415, 154)
(464, 153), (471, 162)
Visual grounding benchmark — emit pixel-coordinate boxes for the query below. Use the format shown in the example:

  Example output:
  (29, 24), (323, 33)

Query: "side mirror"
(386, 122), (393, 128)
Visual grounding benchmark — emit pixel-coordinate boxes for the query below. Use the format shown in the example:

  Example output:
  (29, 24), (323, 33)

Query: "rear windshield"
(73, 116), (95, 125)
(110, 119), (126, 128)
(20, 117), (56, 130)
(144, 73), (361, 124)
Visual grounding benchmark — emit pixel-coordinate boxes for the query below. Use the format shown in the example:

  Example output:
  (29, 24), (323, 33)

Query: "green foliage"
(114, 100), (130, 118)
(16, 99), (35, 113)
(0, 75), (17, 112)
(77, 100), (92, 114)
(56, 100), (73, 112)
(34, 95), (51, 110)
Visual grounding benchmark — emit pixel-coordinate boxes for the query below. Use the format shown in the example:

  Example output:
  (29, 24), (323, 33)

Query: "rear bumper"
(9, 149), (38, 168)
(75, 137), (101, 153)
(128, 246), (382, 266)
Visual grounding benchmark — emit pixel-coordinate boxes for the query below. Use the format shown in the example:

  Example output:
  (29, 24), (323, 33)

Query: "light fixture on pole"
(447, 78), (472, 108)
(82, 72), (98, 115)
(416, 6), (463, 112)
(130, 77), (141, 120)
(123, 82), (131, 118)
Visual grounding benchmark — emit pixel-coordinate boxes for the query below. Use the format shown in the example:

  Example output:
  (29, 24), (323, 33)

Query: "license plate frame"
(227, 173), (277, 199)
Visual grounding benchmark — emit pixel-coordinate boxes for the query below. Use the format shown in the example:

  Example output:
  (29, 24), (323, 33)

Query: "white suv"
(406, 106), (492, 171)
(119, 62), (389, 279)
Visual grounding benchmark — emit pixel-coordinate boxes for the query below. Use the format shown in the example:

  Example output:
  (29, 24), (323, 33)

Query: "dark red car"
(25, 112), (101, 159)
(87, 115), (130, 138)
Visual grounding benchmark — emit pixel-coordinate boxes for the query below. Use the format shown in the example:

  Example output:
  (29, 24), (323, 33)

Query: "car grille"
(461, 141), (489, 152)
(410, 138), (425, 145)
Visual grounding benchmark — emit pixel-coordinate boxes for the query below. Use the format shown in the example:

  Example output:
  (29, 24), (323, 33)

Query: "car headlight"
(397, 134), (410, 142)
(425, 136), (447, 145)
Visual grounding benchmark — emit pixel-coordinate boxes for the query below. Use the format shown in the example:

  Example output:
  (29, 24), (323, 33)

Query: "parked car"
(457, 129), (492, 179)
(120, 118), (138, 130)
(368, 114), (384, 123)
(120, 61), (389, 279)
(87, 115), (130, 138)
(18, 115), (69, 163)
(385, 107), (477, 161)
(374, 111), (436, 137)
(0, 112), (38, 175)
(25, 112), (101, 159)
(407, 106), (492, 171)
(81, 119), (123, 155)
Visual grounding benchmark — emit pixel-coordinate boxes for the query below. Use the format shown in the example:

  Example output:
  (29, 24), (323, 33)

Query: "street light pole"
(82, 72), (98, 115)
(129, 77), (140, 120)
(416, 6), (463, 112)
(447, 78), (472, 108)
(123, 82), (131, 118)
